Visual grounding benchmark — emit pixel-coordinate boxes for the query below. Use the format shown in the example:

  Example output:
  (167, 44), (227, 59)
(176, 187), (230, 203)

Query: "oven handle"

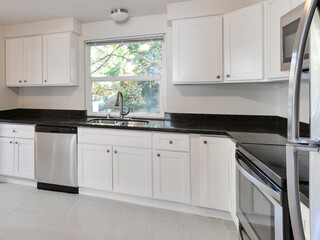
(236, 159), (281, 202)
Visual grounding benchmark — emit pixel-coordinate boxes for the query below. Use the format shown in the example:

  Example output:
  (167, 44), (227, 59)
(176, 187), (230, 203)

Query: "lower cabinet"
(0, 137), (15, 176)
(14, 138), (35, 179)
(0, 137), (35, 179)
(113, 147), (152, 198)
(198, 137), (231, 211)
(153, 150), (190, 203)
(78, 144), (113, 191)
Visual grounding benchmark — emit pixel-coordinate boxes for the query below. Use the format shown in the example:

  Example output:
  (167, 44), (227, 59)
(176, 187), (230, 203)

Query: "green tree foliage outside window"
(90, 40), (163, 114)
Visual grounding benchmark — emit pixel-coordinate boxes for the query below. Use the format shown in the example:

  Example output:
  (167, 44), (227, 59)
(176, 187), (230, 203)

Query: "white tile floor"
(0, 183), (238, 240)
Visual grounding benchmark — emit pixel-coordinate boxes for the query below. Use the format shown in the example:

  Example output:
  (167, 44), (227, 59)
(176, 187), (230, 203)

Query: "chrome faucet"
(115, 91), (131, 118)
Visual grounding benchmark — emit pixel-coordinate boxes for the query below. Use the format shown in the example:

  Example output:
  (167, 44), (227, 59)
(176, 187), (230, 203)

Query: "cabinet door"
(267, 0), (291, 80)
(153, 150), (190, 203)
(6, 38), (24, 86)
(78, 144), (113, 191)
(23, 36), (43, 85)
(43, 33), (71, 85)
(0, 137), (15, 176)
(224, 3), (264, 81)
(291, 0), (305, 9)
(14, 138), (35, 179)
(199, 137), (230, 211)
(113, 147), (152, 197)
(228, 141), (238, 228)
(172, 16), (223, 84)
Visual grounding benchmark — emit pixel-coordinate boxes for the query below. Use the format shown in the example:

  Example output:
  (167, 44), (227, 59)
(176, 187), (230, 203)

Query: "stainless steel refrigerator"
(286, 0), (320, 239)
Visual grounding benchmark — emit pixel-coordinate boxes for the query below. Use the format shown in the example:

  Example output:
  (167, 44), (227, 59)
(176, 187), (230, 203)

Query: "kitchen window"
(86, 36), (165, 117)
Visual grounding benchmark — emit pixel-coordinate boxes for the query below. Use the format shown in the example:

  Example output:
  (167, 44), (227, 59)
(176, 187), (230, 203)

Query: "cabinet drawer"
(78, 128), (152, 148)
(0, 124), (35, 139)
(153, 133), (189, 152)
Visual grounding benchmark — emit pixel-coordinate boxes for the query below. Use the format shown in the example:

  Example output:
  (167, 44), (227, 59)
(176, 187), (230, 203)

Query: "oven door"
(236, 151), (283, 240)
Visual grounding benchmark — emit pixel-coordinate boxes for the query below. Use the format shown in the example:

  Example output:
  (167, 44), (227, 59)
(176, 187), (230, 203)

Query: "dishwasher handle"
(36, 125), (77, 134)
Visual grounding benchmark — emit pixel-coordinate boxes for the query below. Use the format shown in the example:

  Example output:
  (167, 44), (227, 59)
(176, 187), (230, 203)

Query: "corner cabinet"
(224, 3), (264, 82)
(6, 32), (79, 87)
(172, 16), (223, 84)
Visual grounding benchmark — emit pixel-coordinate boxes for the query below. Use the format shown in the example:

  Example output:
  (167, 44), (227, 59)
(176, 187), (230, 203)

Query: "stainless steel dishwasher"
(36, 125), (78, 193)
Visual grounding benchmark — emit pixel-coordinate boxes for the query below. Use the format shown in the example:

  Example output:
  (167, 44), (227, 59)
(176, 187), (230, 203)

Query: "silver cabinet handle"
(12, 130), (16, 133)
(9, 141), (12, 144)
(114, 150), (117, 154)
(15, 142), (18, 144)
(107, 149), (110, 153)
(157, 153), (160, 157)
(216, 75), (221, 79)
(226, 74), (230, 78)
(169, 141), (173, 144)
(44, 80), (47, 83)
(288, 0), (318, 144)
(19, 80), (22, 83)
(203, 140), (207, 144)
(24, 80), (27, 83)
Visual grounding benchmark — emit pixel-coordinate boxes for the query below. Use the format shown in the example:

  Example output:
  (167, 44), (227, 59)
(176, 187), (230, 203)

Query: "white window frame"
(85, 35), (166, 118)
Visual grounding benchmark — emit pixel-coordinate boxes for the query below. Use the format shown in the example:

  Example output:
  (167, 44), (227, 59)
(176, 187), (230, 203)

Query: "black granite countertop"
(0, 109), (310, 205)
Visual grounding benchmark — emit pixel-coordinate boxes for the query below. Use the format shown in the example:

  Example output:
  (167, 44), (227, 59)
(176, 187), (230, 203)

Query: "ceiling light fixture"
(111, 8), (129, 22)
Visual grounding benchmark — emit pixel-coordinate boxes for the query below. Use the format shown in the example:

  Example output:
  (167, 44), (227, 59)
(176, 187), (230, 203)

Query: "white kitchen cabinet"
(6, 36), (43, 86)
(6, 38), (24, 86)
(199, 137), (230, 211)
(43, 32), (78, 86)
(172, 16), (223, 84)
(153, 150), (190, 203)
(0, 137), (15, 176)
(266, 0), (291, 80)
(14, 138), (35, 179)
(78, 144), (113, 191)
(224, 3), (264, 82)
(0, 124), (35, 180)
(291, 0), (305, 9)
(228, 140), (238, 228)
(301, 202), (310, 240)
(113, 146), (152, 198)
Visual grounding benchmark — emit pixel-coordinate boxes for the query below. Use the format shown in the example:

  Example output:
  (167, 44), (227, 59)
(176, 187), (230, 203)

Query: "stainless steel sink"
(87, 118), (149, 127)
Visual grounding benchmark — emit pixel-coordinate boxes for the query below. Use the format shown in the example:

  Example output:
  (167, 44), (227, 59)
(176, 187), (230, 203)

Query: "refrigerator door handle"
(288, 0), (319, 144)
(286, 145), (306, 240)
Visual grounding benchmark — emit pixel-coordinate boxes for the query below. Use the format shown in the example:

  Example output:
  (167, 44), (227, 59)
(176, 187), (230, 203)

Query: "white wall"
(277, 81), (309, 123)
(0, 24), (19, 110)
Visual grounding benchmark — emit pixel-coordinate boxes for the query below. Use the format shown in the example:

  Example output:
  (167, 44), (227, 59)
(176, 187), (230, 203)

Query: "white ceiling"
(0, 0), (188, 25)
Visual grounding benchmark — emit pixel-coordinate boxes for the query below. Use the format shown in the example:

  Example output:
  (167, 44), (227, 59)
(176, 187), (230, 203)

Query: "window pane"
(92, 81), (160, 114)
(90, 41), (163, 78)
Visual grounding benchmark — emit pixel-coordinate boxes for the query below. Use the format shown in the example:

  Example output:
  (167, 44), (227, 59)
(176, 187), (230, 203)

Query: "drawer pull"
(12, 130), (16, 133)
(169, 140), (173, 144)
(9, 141), (13, 144)
(107, 149), (110, 153)
(114, 150), (117, 154)
(15, 142), (18, 144)
(204, 140), (207, 144)
(157, 153), (160, 157)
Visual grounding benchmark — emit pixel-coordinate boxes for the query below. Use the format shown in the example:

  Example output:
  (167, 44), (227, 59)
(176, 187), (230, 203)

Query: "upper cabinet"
(172, 16), (223, 84)
(6, 32), (79, 87)
(43, 33), (78, 86)
(224, 3), (264, 82)
(266, 0), (291, 80)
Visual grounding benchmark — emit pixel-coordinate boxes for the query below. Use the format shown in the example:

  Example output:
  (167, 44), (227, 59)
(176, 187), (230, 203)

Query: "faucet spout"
(115, 91), (131, 119)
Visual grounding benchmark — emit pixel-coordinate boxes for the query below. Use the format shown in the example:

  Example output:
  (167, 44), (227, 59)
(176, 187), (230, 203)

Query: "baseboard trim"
(0, 176), (36, 187)
(79, 187), (232, 220)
